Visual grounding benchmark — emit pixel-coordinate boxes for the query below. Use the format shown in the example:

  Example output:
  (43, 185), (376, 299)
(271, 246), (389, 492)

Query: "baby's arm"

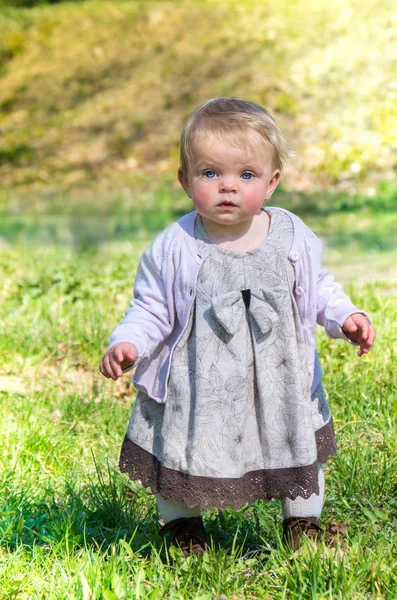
(99, 236), (173, 379)
(316, 268), (375, 355)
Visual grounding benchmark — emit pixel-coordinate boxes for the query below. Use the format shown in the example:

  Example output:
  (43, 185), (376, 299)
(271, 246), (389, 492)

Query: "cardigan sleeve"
(316, 267), (370, 342)
(107, 236), (173, 364)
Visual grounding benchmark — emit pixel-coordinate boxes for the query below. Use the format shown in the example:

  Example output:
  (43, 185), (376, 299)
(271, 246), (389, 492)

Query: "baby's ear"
(178, 168), (189, 194)
(270, 169), (281, 189)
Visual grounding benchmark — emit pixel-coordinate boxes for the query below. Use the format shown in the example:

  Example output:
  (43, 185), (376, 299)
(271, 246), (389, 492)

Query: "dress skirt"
(119, 210), (337, 510)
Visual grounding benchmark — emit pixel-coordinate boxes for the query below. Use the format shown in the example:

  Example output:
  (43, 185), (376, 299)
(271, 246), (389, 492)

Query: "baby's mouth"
(218, 200), (237, 207)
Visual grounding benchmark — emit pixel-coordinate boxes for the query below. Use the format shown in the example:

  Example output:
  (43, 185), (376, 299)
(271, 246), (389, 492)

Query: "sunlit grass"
(1, 0), (396, 595)
(1, 220), (396, 597)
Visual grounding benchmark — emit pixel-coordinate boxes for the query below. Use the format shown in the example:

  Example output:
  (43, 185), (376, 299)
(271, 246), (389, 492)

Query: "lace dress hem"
(119, 419), (337, 510)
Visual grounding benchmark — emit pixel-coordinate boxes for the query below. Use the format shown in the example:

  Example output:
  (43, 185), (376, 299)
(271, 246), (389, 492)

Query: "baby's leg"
(281, 464), (324, 519)
(281, 464), (325, 549)
(156, 494), (208, 556)
(156, 494), (201, 522)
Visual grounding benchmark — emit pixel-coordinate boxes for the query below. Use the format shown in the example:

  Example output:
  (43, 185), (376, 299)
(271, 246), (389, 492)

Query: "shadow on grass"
(0, 465), (282, 559)
(0, 465), (159, 557)
(205, 501), (281, 558)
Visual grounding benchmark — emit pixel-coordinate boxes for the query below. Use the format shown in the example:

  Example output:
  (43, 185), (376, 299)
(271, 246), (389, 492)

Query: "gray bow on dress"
(211, 288), (284, 339)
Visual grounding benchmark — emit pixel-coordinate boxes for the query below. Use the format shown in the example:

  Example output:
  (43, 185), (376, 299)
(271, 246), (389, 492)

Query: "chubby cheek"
(241, 184), (267, 212)
(190, 180), (215, 213)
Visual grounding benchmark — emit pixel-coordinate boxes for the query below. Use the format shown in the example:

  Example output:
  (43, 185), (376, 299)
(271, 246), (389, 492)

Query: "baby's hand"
(342, 313), (376, 356)
(99, 342), (138, 380)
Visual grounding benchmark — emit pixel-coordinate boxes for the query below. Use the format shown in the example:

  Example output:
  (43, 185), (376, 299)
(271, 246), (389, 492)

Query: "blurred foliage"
(1, 183), (396, 259)
(0, 0), (396, 208)
(277, 181), (397, 217)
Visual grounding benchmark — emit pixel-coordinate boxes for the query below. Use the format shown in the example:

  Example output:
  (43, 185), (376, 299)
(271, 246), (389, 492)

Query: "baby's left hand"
(342, 313), (376, 356)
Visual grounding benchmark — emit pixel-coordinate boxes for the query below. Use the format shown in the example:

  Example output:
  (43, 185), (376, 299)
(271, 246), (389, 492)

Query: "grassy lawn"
(1, 1), (396, 595)
(1, 204), (396, 599)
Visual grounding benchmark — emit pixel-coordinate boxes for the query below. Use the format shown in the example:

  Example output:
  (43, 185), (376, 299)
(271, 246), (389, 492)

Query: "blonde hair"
(180, 97), (293, 174)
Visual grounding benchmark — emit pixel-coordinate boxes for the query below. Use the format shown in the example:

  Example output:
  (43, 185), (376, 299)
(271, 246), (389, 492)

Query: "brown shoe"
(324, 521), (349, 546)
(282, 516), (324, 551)
(283, 517), (348, 551)
(158, 516), (209, 557)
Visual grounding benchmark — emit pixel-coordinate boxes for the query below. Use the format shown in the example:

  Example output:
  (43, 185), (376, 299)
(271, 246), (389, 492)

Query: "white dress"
(119, 210), (337, 509)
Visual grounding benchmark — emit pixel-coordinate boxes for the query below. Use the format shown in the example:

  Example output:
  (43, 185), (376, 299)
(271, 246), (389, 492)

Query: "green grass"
(1, 211), (396, 598)
(1, 0), (396, 594)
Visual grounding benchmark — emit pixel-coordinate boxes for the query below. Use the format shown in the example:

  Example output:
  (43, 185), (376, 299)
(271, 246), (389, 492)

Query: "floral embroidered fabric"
(120, 209), (337, 508)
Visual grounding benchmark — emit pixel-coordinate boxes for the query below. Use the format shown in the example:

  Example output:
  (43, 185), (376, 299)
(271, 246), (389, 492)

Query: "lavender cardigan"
(108, 208), (365, 403)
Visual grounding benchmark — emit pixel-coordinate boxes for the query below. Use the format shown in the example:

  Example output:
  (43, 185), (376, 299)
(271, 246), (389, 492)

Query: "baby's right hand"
(99, 343), (138, 381)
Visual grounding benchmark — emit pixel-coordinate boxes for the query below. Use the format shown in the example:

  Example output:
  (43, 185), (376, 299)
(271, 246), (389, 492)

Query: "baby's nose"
(220, 176), (238, 192)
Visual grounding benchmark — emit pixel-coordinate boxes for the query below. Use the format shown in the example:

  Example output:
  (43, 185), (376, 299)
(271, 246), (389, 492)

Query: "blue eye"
(204, 170), (217, 179)
(241, 172), (254, 180)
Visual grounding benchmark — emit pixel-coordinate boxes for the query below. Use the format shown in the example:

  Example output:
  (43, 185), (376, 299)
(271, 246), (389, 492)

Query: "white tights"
(281, 464), (324, 519)
(156, 465), (324, 523)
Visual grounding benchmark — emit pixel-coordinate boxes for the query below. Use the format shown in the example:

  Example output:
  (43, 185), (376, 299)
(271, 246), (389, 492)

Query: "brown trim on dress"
(119, 419), (337, 510)
(316, 418), (338, 463)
